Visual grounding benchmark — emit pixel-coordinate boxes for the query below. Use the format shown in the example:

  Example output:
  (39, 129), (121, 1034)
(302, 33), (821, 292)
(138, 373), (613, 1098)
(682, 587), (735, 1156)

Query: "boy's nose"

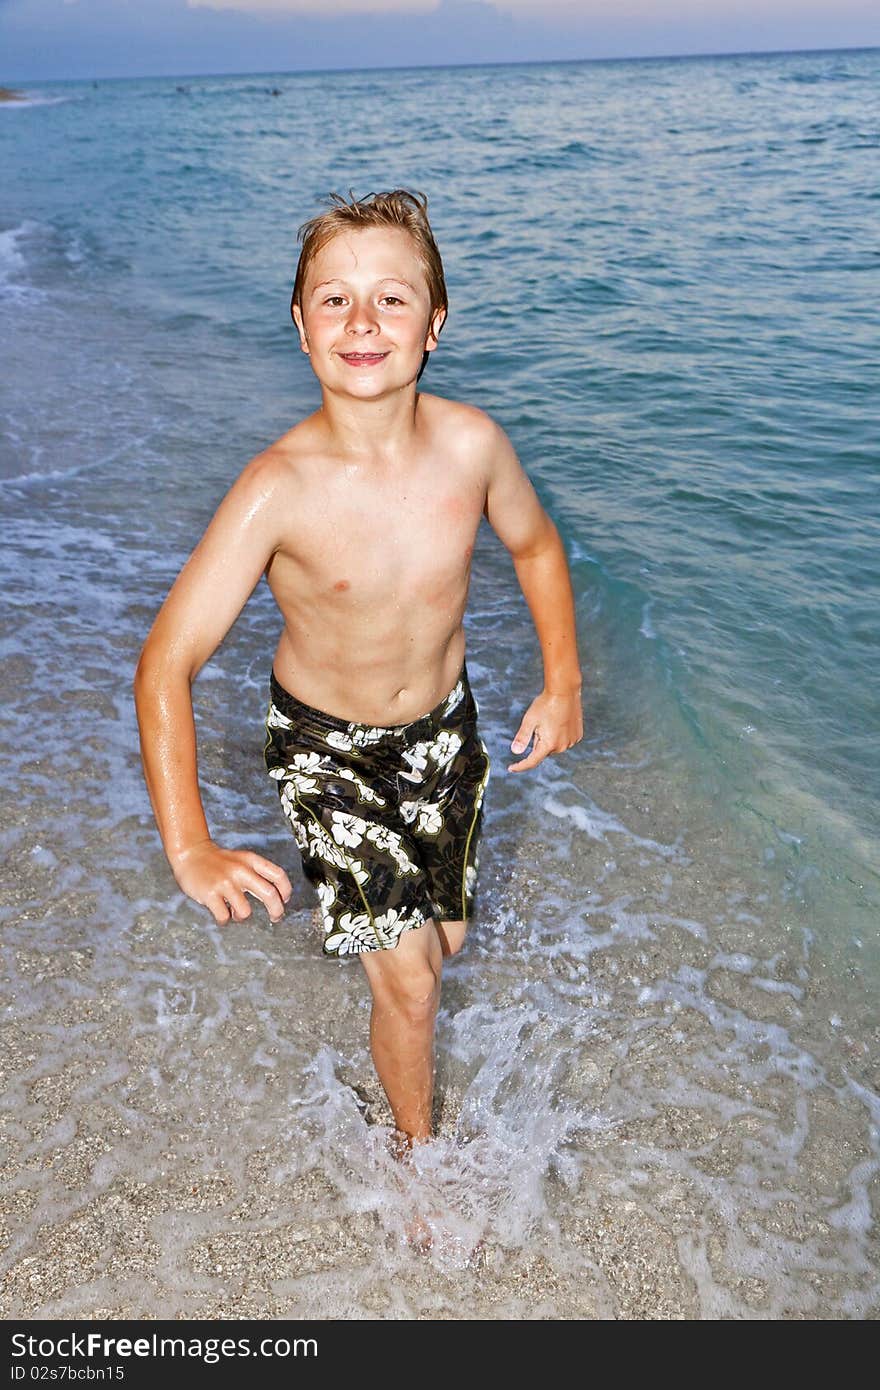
(345, 303), (378, 333)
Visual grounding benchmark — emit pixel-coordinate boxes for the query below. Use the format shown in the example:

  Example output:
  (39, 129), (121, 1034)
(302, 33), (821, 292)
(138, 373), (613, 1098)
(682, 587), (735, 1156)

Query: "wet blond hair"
(290, 188), (448, 380)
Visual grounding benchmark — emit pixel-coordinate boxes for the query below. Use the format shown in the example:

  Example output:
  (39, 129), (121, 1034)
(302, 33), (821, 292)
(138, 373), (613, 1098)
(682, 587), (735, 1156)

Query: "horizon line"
(5, 42), (879, 87)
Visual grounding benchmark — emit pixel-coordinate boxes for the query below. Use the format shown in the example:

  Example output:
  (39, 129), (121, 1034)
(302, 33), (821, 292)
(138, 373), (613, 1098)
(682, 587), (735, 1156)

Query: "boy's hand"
(508, 689), (584, 773)
(170, 839), (293, 925)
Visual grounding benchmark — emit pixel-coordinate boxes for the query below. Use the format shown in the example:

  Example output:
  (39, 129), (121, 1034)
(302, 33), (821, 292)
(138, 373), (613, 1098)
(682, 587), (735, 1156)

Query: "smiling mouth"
(339, 352), (389, 365)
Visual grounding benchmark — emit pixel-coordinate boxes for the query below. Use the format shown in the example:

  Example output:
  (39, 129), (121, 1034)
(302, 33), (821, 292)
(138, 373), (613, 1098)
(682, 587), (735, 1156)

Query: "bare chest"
(267, 465), (486, 611)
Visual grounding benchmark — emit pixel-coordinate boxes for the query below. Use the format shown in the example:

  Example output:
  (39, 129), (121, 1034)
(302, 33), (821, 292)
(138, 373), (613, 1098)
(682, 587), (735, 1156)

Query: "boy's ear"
(425, 307), (447, 352)
(291, 303), (310, 354)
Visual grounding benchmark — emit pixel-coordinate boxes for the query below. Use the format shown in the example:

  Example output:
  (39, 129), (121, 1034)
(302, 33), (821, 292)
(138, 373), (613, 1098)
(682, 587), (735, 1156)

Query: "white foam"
(544, 792), (688, 861)
(0, 220), (47, 302)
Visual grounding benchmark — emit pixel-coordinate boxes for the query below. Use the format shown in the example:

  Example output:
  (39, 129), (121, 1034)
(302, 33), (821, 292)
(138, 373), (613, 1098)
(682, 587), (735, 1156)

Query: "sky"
(1, 0), (878, 82)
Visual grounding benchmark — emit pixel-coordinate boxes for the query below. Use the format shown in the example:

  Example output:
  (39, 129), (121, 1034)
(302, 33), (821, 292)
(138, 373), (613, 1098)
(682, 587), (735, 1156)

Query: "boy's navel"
(333, 579), (351, 591)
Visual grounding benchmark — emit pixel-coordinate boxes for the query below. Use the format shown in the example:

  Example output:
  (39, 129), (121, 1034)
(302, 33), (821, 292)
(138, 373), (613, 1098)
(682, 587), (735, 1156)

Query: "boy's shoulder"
(416, 391), (509, 458)
(236, 413), (325, 488)
(417, 390), (498, 431)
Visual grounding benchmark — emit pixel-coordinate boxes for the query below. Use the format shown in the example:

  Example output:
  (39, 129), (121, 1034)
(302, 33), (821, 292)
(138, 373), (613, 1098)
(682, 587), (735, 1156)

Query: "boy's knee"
(361, 922), (442, 1016)
(382, 965), (440, 1021)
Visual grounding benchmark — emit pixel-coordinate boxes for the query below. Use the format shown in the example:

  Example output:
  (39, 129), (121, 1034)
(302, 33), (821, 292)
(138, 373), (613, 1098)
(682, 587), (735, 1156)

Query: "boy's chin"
(321, 364), (421, 394)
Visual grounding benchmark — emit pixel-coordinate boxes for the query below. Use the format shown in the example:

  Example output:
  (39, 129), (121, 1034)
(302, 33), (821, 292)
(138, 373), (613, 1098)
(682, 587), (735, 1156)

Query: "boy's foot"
(386, 1128), (438, 1251)
(403, 1211), (487, 1266)
(386, 1125), (430, 1162)
(385, 1128), (485, 1264)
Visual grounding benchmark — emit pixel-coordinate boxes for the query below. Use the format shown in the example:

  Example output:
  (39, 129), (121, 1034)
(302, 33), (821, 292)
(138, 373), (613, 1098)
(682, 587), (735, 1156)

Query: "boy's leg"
(434, 918), (466, 957)
(358, 918), (446, 1146)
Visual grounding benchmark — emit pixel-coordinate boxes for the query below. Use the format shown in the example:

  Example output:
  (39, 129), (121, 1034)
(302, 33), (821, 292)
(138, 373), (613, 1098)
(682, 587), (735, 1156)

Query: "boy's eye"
(321, 295), (403, 306)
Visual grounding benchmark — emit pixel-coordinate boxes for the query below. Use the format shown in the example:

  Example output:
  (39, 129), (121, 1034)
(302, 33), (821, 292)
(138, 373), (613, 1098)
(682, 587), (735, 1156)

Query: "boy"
(134, 189), (583, 1156)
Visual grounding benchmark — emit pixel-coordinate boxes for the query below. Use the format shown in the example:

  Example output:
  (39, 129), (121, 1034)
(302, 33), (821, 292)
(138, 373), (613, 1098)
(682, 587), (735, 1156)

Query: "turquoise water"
(2, 51), (879, 1315)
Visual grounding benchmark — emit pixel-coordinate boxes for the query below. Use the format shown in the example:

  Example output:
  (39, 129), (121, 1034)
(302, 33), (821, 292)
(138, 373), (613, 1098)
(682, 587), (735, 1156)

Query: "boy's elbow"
(133, 652), (158, 701)
(133, 643), (194, 693)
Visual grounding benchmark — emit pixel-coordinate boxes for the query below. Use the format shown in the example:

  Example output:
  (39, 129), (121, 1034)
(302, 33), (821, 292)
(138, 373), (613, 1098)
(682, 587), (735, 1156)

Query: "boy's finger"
(210, 891), (244, 924)
(226, 887), (252, 920)
(507, 735), (546, 773)
(207, 893), (231, 925)
(245, 880), (287, 921)
(507, 748), (546, 772)
(244, 853), (293, 899)
(510, 723), (536, 755)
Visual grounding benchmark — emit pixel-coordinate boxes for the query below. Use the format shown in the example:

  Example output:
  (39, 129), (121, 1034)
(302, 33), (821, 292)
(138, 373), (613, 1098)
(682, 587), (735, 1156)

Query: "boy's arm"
(481, 416), (584, 773)
(133, 450), (293, 924)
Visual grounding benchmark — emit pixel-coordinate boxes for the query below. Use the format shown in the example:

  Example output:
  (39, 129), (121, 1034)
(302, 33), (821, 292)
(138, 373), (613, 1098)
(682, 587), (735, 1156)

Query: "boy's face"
(292, 226), (445, 397)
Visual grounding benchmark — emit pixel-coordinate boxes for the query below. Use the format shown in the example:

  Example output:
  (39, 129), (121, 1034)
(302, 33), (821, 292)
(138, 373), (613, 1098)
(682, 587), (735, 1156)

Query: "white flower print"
(400, 799), (442, 836)
(399, 741), (431, 784)
(268, 751), (326, 783)
(335, 766), (387, 806)
(474, 744), (491, 810)
(465, 863), (477, 896)
(389, 843), (421, 877)
(330, 810), (367, 848)
(307, 824), (349, 867)
(362, 822), (419, 875)
(443, 680), (464, 716)
(350, 724), (391, 747)
(283, 812), (308, 852)
(285, 771), (320, 795)
(428, 729), (462, 769)
(416, 803), (443, 836)
(290, 751), (324, 774)
(373, 906), (425, 940)
(326, 729), (354, 752)
(372, 907), (403, 939)
(345, 857), (371, 886)
(364, 823), (398, 852)
(324, 912), (380, 954)
(266, 703), (295, 731)
(316, 881), (337, 912)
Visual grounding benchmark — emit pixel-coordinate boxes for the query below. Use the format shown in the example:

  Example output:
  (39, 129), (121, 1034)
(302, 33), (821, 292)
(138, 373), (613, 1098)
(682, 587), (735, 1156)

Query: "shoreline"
(0, 87), (26, 103)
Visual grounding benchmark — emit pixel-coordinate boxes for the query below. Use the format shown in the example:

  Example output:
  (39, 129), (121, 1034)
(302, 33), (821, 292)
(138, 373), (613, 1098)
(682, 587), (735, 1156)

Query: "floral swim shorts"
(263, 661), (491, 958)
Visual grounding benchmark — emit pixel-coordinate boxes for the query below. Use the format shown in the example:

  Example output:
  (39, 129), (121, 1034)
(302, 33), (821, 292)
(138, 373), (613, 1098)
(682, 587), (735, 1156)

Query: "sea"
(1, 49), (878, 1318)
